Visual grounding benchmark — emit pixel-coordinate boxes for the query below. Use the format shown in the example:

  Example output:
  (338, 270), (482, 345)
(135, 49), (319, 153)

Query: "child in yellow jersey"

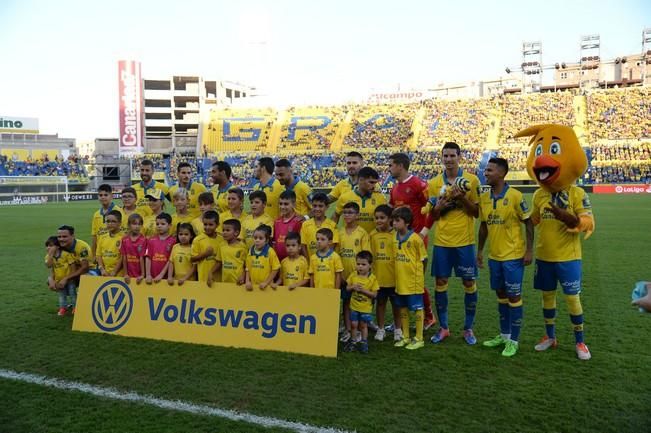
(370, 204), (402, 342)
(45, 236), (76, 316)
(273, 232), (310, 290)
(91, 183), (125, 267)
(142, 189), (166, 238)
(210, 219), (247, 286)
(300, 192), (339, 264)
(245, 225), (280, 291)
(392, 207), (428, 350)
(343, 251), (379, 354)
(309, 228), (344, 291)
(96, 210), (124, 277)
(191, 192), (216, 236)
(171, 188), (194, 236)
(167, 223), (197, 285)
(241, 190), (274, 248)
(191, 210), (222, 285)
(338, 201), (371, 343)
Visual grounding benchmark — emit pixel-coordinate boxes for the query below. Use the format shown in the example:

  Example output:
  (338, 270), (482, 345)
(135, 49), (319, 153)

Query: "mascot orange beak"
(532, 155), (561, 186)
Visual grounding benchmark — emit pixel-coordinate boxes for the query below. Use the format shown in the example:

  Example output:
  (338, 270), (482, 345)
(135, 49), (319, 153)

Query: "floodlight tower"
(642, 28), (651, 86)
(521, 41), (543, 93)
(579, 34), (601, 91)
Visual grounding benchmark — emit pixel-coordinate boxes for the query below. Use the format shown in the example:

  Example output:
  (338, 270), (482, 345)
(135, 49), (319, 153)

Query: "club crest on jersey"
(355, 239), (360, 246)
(236, 251), (242, 258)
(380, 242), (385, 249)
(503, 198), (509, 206)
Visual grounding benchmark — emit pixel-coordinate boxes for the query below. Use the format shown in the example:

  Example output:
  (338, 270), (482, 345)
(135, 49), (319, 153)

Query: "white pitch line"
(0, 369), (354, 433)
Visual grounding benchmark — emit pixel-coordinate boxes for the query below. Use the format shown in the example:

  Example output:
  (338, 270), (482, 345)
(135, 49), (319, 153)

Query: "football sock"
(509, 299), (523, 342)
(542, 291), (556, 339)
(400, 308), (410, 339)
(463, 282), (478, 330)
(434, 284), (449, 329)
(415, 309), (424, 341)
(498, 297), (510, 335)
(565, 294), (585, 344)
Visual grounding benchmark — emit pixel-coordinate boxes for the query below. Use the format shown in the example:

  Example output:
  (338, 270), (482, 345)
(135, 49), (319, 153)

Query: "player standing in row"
(426, 142), (481, 345)
(333, 167), (386, 233)
(388, 153), (436, 330)
(328, 151), (364, 206)
(274, 158), (313, 216)
(168, 162), (207, 219)
(209, 160), (233, 213)
(133, 159), (169, 217)
(253, 157), (283, 219)
(477, 158), (533, 357)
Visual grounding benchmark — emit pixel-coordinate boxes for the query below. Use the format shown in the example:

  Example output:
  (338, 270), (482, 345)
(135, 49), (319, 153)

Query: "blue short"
(488, 258), (524, 296)
(534, 259), (582, 295)
(350, 310), (373, 323)
(432, 245), (478, 280)
(376, 287), (397, 302)
(393, 294), (424, 311)
(340, 281), (352, 301)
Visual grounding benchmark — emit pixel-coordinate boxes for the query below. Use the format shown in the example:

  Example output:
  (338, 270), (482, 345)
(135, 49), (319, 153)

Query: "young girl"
(168, 223), (197, 285)
(145, 212), (176, 284)
(120, 213), (147, 284)
(171, 188), (194, 235)
(245, 224), (280, 291)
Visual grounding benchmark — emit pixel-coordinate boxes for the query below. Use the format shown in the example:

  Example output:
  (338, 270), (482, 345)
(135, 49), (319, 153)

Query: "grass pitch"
(0, 196), (650, 433)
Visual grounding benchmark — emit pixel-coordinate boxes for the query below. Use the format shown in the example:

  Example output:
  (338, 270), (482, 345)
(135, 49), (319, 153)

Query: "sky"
(0, 0), (649, 140)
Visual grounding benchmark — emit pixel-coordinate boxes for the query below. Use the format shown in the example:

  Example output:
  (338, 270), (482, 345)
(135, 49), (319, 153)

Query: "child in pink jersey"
(145, 212), (176, 284)
(120, 213), (147, 284)
(273, 190), (304, 262)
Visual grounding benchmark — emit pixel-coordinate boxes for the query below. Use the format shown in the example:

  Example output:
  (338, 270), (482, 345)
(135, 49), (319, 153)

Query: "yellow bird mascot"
(514, 124), (595, 361)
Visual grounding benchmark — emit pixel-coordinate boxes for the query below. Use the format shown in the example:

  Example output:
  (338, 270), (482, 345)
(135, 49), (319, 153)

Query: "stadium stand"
(419, 98), (496, 148)
(500, 92), (576, 140)
(0, 154), (88, 183)
(343, 103), (419, 150)
(587, 87), (651, 141)
(277, 106), (348, 152)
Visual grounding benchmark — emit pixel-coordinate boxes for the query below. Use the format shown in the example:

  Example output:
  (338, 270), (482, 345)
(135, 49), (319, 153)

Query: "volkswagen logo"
(91, 280), (134, 332)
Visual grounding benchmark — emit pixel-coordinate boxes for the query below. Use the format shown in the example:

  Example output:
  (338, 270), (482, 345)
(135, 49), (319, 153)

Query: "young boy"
(145, 212), (176, 284)
(120, 187), (139, 228)
(96, 210), (124, 277)
(191, 210), (222, 284)
(192, 192), (216, 236)
(273, 190), (304, 262)
(392, 207), (428, 350)
(344, 251), (379, 354)
(308, 228), (344, 291)
(45, 236), (76, 316)
(370, 204), (402, 342)
(273, 232), (310, 290)
(143, 189), (166, 238)
(209, 219), (247, 286)
(171, 188), (194, 235)
(241, 190), (274, 248)
(338, 201), (371, 343)
(245, 224), (281, 291)
(91, 183), (125, 262)
(220, 188), (248, 224)
(300, 192), (339, 264)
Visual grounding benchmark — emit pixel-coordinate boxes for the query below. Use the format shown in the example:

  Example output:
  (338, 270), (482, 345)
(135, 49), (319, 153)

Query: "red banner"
(118, 60), (143, 156)
(593, 184), (651, 194)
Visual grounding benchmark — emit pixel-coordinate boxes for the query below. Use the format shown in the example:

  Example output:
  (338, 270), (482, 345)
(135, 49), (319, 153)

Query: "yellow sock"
(415, 309), (424, 341)
(400, 308), (410, 339)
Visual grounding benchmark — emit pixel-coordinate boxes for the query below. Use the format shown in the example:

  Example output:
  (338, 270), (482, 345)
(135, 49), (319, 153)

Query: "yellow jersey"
(369, 229), (396, 288)
(45, 250), (76, 282)
(133, 180), (169, 218)
(169, 181), (207, 219)
(170, 244), (195, 280)
(347, 273), (379, 313)
(309, 249), (344, 290)
(191, 216), (205, 237)
(253, 177), (283, 219)
(191, 233), (222, 283)
(63, 238), (91, 268)
(338, 226), (371, 280)
(427, 169), (480, 247)
(97, 232), (123, 275)
(335, 188), (387, 234)
(171, 212), (195, 235)
(217, 209), (248, 237)
(329, 177), (356, 201)
(245, 245), (281, 286)
(219, 239), (247, 283)
(143, 213), (164, 238)
(241, 213), (274, 248)
(479, 185), (531, 261)
(211, 181), (234, 213)
(280, 255), (310, 287)
(531, 186), (593, 262)
(91, 203), (126, 238)
(300, 218), (340, 264)
(285, 178), (313, 216)
(394, 231), (427, 295)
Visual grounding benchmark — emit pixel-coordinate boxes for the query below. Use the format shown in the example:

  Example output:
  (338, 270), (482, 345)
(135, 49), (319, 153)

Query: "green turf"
(0, 196), (650, 433)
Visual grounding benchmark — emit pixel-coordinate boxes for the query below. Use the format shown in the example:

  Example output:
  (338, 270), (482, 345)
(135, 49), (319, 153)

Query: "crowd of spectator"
(588, 87), (651, 141)
(586, 141), (651, 183)
(343, 104), (418, 150)
(278, 106), (348, 152)
(0, 153), (89, 182)
(500, 91), (576, 139)
(205, 107), (274, 153)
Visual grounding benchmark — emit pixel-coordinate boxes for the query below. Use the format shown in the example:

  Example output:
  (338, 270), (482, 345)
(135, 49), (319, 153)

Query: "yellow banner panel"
(73, 276), (340, 357)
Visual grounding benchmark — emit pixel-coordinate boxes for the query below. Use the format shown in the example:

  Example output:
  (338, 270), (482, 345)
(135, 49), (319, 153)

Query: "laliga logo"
(92, 280), (134, 332)
(615, 185), (623, 193)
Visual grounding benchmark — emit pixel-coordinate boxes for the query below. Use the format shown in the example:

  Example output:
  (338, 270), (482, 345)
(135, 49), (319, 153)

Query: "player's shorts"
(376, 287), (397, 302)
(488, 258), (524, 296)
(87, 268), (101, 277)
(340, 281), (352, 301)
(393, 293), (424, 311)
(534, 259), (582, 295)
(432, 245), (478, 280)
(350, 310), (373, 323)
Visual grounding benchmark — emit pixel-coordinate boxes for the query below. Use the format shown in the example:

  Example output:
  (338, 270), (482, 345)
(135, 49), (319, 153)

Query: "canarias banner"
(73, 276), (340, 357)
